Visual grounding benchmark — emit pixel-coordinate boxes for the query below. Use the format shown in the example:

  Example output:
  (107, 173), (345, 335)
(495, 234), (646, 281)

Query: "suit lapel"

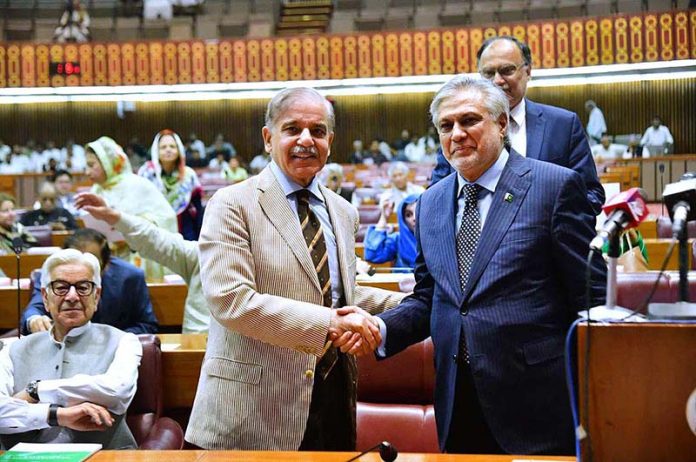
(257, 168), (321, 291)
(525, 99), (545, 161)
(423, 174), (464, 305)
(462, 153), (532, 302)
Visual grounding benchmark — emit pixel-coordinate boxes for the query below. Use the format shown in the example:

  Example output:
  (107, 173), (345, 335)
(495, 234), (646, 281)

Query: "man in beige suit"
(186, 87), (404, 451)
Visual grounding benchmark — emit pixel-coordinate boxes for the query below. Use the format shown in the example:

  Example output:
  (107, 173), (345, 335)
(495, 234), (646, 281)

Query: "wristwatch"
(25, 380), (40, 402)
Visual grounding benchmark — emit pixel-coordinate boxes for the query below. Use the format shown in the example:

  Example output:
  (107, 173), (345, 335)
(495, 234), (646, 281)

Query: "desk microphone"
(346, 441), (398, 462)
(11, 237), (23, 339)
(590, 187), (649, 251)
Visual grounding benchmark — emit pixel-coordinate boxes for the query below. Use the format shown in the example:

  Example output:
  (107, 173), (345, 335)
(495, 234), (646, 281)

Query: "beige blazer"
(185, 167), (404, 450)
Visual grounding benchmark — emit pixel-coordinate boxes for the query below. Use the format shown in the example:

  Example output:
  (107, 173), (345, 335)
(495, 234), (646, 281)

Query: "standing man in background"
(585, 99), (607, 146)
(431, 36), (604, 215)
(186, 87), (404, 451)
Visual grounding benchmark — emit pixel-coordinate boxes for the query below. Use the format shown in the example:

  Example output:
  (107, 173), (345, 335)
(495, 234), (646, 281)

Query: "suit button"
(452, 354), (457, 362)
(305, 370), (314, 379)
(461, 309), (468, 316)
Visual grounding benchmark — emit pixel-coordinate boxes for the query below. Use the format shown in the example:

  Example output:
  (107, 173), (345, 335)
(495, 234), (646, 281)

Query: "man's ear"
(262, 127), (273, 154)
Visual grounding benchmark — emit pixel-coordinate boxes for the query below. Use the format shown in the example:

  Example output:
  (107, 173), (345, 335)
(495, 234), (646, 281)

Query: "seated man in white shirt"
(640, 116), (674, 156)
(379, 162), (425, 210)
(0, 249), (142, 449)
(591, 134), (627, 162)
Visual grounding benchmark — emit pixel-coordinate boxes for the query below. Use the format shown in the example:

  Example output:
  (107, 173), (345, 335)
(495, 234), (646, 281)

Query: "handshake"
(328, 306), (382, 357)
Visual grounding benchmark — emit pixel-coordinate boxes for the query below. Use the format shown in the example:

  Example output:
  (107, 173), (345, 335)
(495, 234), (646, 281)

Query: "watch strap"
(48, 403), (63, 427)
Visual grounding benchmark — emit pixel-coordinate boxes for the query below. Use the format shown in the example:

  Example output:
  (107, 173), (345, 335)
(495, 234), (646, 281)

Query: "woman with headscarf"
(363, 192), (420, 271)
(138, 129), (204, 240)
(85, 136), (176, 281)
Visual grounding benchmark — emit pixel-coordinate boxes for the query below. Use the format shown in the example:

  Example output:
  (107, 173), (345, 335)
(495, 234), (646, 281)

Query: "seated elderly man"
(21, 228), (158, 335)
(0, 249), (142, 448)
(379, 161), (424, 210)
(21, 182), (78, 231)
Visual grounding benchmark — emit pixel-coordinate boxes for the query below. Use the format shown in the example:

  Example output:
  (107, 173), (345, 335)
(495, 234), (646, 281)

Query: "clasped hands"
(328, 306), (381, 357)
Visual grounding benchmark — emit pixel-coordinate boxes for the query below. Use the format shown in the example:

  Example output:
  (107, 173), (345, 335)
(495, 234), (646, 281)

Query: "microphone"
(11, 237), (22, 339)
(663, 178), (696, 239)
(346, 441), (398, 462)
(659, 163), (666, 216)
(11, 236), (23, 255)
(590, 187), (649, 251)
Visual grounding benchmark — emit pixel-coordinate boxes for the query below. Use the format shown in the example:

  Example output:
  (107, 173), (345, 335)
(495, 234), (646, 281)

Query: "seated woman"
(86, 136), (177, 281)
(364, 193), (420, 271)
(221, 156), (249, 184)
(0, 193), (36, 254)
(138, 129), (204, 240)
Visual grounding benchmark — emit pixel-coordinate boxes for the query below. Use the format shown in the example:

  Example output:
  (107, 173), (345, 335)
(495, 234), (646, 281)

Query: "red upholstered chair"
(356, 338), (439, 453)
(127, 334), (184, 449)
(616, 272), (674, 312)
(358, 205), (382, 225)
(24, 225), (53, 247)
(656, 216), (696, 239)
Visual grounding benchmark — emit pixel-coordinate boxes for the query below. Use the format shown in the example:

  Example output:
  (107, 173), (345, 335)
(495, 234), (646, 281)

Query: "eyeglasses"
(49, 280), (96, 297)
(480, 63), (527, 80)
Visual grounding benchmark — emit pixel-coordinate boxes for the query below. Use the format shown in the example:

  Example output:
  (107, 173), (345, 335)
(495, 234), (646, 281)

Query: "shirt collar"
(510, 98), (526, 127)
(456, 148), (509, 196)
(50, 321), (91, 345)
(269, 160), (324, 203)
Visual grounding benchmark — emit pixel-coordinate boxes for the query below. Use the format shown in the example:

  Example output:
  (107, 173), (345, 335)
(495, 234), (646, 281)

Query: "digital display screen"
(50, 61), (81, 76)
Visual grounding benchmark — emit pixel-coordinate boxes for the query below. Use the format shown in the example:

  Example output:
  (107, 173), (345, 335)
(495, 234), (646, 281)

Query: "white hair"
(388, 161), (410, 178)
(430, 75), (509, 128)
(40, 248), (102, 288)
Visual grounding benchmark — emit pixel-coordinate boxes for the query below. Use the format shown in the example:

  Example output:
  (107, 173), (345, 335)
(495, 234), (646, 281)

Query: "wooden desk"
(643, 238), (693, 270)
(149, 283), (188, 327)
(0, 283), (187, 331)
(0, 286), (31, 329)
(577, 323), (696, 461)
(356, 272), (412, 292)
(87, 450), (574, 461)
(615, 155), (696, 201)
(159, 333), (206, 410)
(0, 253), (49, 279)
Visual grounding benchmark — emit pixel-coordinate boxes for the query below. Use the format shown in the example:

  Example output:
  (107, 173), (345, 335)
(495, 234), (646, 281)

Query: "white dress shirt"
(269, 161), (345, 306)
(640, 125), (673, 148)
(0, 323), (141, 434)
(587, 107), (607, 145)
(508, 99), (527, 156)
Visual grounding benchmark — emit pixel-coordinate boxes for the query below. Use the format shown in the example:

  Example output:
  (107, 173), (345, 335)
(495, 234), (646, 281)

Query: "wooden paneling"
(577, 323), (696, 462)
(0, 78), (693, 162)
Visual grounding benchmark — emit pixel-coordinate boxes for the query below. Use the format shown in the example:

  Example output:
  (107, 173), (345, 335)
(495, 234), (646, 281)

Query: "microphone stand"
(15, 250), (20, 339)
(678, 224), (689, 302)
(605, 233), (621, 310)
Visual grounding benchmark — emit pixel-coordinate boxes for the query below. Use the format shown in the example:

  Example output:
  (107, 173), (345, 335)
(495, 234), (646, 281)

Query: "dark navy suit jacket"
(379, 152), (607, 454)
(431, 99), (605, 215)
(21, 257), (159, 335)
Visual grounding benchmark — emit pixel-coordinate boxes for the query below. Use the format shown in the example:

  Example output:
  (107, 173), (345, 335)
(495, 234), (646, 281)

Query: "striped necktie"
(296, 189), (332, 307)
(296, 189), (338, 379)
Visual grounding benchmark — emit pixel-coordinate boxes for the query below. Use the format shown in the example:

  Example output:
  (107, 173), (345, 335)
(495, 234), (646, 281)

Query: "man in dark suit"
(374, 76), (607, 455)
(430, 36), (605, 215)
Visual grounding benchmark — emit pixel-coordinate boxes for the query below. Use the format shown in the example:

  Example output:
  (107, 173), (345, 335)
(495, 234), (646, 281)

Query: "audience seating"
(356, 338), (439, 453)
(129, 334), (185, 449)
(24, 225), (52, 247)
(656, 216), (696, 239)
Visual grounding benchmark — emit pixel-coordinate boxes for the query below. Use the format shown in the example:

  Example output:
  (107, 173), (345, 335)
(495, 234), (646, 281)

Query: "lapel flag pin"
(504, 193), (514, 203)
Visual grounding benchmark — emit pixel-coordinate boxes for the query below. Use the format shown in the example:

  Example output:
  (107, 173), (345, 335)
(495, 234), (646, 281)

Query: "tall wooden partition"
(578, 323), (696, 461)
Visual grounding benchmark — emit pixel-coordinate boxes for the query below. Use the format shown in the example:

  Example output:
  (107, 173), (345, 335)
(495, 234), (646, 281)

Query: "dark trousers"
(299, 351), (353, 451)
(445, 338), (505, 454)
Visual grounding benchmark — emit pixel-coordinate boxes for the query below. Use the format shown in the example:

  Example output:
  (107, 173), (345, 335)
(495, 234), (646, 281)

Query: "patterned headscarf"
(86, 136), (133, 190)
(138, 129), (201, 215)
